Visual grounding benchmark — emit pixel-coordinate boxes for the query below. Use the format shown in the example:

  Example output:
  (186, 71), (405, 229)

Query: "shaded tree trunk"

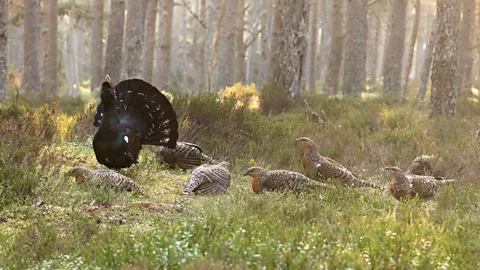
(104, 0), (126, 82)
(307, 1), (319, 93)
(456, 0), (474, 97)
(267, 0), (282, 82)
(235, 0), (246, 83)
(90, 0), (104, 91)
(463, 0), (476, 93)
(416, 20), (436, 101)
(402, 0), (421, 97)
(246, 0), (261, 84)
(40, 0), (47, 90)
(317, 0), (330, 82)
(367, 12), (380, 85)
(272, 0), (307, 99)
(123, 0), (145, 79)
(199, 0), (207, 92)
(343, 0), (367, 95)
(323, 0), (344, 95)
(259, 0), (271, 85)
(155, 0), (174, 91)
(45, 0), (58, 95)
(142, 0), (157, 83)
(383, 0), (407, 95)
(23, 0), (41, 92)
(214, 0), (236, 91)
(0, 0), (7, 104)
(430, 0), (459, 118)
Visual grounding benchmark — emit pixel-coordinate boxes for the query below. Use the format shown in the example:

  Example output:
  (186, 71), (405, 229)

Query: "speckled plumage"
(70, 167), (145, 195)
(296, 137), (382, 189)
(157, 142), (216, 170)
(244, 167), (332, 193)
(407, 155), (444, 177)
(183, 162), (231, 195)
(385, 167), (456, 201)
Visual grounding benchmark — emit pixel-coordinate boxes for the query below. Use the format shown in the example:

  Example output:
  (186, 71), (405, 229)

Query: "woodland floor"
(1, 91), (480, 269)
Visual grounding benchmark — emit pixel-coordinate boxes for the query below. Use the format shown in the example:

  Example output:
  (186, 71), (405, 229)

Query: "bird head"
(295, 137), (316, 150)
(384, 166), (403, 176)
(101, 75), (116, 102)
(69, 167), (87, 182)
(243, 167), (265, 178)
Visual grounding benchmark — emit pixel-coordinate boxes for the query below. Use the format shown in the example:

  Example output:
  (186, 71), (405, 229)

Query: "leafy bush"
(218, 82), (260, 111)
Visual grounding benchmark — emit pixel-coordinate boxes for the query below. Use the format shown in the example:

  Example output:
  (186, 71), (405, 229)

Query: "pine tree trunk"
(123, 0), (145, 79)
(317, 0), (330, 82)
(402, 0), (421, 97)
(343, 0), (367, 95)
(272, 0), (307, 99)
(45, 0), (58, 95)
(235, 0), (246, 83)
(104, 0), (126, 82)
(259, 0), (271, 85)
(155, 0), (174, 91)
(214, 0), (236, 91)
(142, 0), (157, 83)
(367, 13), (380, 85)
(0, 0), (7, 104)
(267, 0), (282, 82)
(456, 0), (474, 97)
(246, 0), (261, 84)
(198, 0), (207, 92)
(416, 20), (436, 101)
(430, 0), (459, 118)
(307, 1), (319, 93)
(323, 0), (344, 95)
(383, 0), (407, 95)
(40, 0), (47, 91)
(90, 0), (104, 91)
(23, 0), (41, 92)
(463, 1), (476, 93)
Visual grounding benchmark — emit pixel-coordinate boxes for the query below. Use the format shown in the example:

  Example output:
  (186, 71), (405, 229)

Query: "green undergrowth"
(1, 93), (480, 269)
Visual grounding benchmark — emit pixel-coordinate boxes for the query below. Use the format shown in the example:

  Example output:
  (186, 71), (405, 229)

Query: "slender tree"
(23, 0), (41, 92)
(272, 0), (307, 99)
(104, 0), (126, 82)
(463, 0), (476, 93)
(155, 0), (174, 91)
(456, 0), (474, 97)
(45, 0), (58, 95)
(90, 0), (104, 91)
(123, 0), (145, 79)
(343, 0), (367, 95)
(383, 0), (407, 95)
(323, 0), (344, 95)
(307, 1), (319, 93)
(402, 0), (420, 97)
(0, 0), (7, 104)
(142, 0), (157, 82)
(234, 0), (246, 83)
(430, 0), (459, 117)
(267, 0), (282, 82)
(214, 0), (236, 91)
(417, 20), (436, 101)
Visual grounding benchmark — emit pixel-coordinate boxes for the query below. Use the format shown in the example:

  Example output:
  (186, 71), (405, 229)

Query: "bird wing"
(183, 165), (231, 195)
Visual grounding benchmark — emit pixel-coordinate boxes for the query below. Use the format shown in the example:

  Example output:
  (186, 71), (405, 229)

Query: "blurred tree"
(383, 0), (407, 96)
(323, 0), (344, 95)
(456, 0), (474, 97)
(402, 0), (421, 97)
(307, 0), (319, 93)
(142, 0), (157, 83)
(23, 0), (41, 92)
(45, 0), (58, 95)
(234, 0), (246, 83)
(104, 0), (126, 82)
(90, 0), (104, 91)
(343, 0), (367, 95)
(214, 0), (236, 92)
(156, 0), (174, 91)
(123, 0), (145, 79)
(430, 0), (459, 117)
(272, 0), (307, 99)
(417, 19), (436, 101)
(267, 0), (281, 82)
(0, 0), (6, 104)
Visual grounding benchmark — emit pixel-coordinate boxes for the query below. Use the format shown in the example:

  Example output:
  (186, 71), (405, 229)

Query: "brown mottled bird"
(243, 167), (332, 193)
(156, 142), (216, 170)
(70, 167), (145, 195)
(183, 162), (231, 195)
(385, 167), (456, 201)
(407, 155), (444, 177)
(295, 137), (382, 189)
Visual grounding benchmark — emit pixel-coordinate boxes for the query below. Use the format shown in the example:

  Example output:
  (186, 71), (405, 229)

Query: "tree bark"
(90, 0), (104, 91)
(317, 0), (330, 82)
(142, 0), (157, 83)
(214, 0), (236, 91)
(323, 0), (344, 95)
(343, 0), (367, 95)
(155, 0), (174, 91)
(402, 0), (421, 97)
(235, 0), (246, 83)
(456, 0), (474, 97)
(40, 0), (47, 90)
(430, 0), (459, 118)
(267, 0), (282, 82)
(199, 0), (207, 92)
(23, 0), (41, 92)
(307, 1), (319, 93)
(104, 0), (126, 83)
(259, 0), (271, 85)
(463, 0), (476, 93)
(0, 0), (7, 104)
(123, 0), (145, 79)
(416, 20), (436, 101)
(45, 0), (58, 95)
(272, 0), (307, 99)
(367, 12), (380, 85)
(383, 0), (407, 95)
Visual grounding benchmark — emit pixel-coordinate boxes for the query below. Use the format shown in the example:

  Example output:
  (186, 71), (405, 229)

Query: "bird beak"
(243, 172), (249, 176)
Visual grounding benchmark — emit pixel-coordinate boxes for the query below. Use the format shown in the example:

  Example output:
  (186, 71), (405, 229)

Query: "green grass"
(1, 93), (480, 269)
